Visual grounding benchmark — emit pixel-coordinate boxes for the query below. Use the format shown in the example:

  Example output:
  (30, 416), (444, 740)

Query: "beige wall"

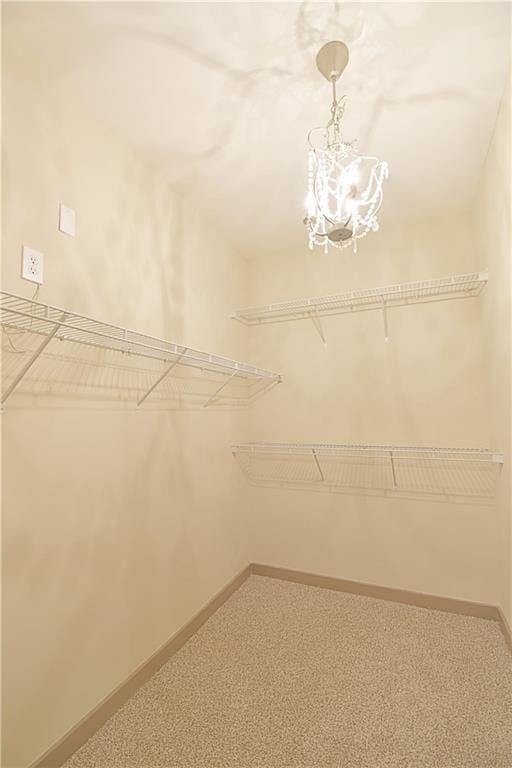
(2, 40), (250, 768)
(246, 209), (501, 605)
(476, 84), (512, 625)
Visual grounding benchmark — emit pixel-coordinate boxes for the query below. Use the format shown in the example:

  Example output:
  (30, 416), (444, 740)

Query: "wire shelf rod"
(232, 442), (504, 498)
(231, 271), (488, 326)
(232, 443), (504, 464)
(1, 292), (282, 385)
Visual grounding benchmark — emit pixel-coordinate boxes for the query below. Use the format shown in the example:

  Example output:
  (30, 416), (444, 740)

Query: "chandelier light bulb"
(304, 41), (388, 253)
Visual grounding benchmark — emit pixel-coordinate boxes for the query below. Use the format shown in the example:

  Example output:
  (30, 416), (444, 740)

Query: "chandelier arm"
(312, 163), (337, 225)
(312, 208), (350, 229)
(307, 125), (328, 149)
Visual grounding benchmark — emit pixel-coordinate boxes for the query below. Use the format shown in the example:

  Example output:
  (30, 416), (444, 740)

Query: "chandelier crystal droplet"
(304, 41), (388, 253)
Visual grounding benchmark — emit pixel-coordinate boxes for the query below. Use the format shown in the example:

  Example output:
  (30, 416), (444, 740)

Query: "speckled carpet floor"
(64, 575), (512, 768)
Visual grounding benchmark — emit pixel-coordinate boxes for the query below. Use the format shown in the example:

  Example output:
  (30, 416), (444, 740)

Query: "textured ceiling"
(4, 2), (511, 256)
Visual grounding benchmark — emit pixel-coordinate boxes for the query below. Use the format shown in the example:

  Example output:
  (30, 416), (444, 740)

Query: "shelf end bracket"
(382, 298), (389, 342)
(309, 309), (327, 345)
(1, 314), (66, 404)
(137, 349), (187, 407)
(203, 370), (238, 408)
(312, 448), (325, 482)
(389, 449), (397, 487)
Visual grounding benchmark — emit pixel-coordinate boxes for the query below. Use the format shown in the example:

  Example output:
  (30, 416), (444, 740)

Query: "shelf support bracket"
(381, 298), (389, 342)
(389, 450), (397, 487)
(312, 449), (325, 482)
(248, 376), (280, 405)
(309, 310), (326, 345)
(136, 350), (187, 407)
(203, 371), (238, 408)
(1, 317), (65, 404)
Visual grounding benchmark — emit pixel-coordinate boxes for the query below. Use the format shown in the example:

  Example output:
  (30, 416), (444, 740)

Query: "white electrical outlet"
(21, 246), (44, 284)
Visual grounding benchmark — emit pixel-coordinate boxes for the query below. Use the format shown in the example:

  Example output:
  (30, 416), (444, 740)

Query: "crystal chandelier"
(304, 41), (388, 253)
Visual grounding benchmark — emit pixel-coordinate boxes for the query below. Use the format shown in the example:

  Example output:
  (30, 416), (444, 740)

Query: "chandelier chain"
(327, 79), (345, 145)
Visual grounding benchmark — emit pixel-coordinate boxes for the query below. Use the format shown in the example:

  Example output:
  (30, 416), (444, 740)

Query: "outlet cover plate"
(21, 245), (44, 284)
(59, 204), (76, 236)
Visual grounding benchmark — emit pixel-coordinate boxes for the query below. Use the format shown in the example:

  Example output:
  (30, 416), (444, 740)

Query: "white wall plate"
(59, 204), (76, 237)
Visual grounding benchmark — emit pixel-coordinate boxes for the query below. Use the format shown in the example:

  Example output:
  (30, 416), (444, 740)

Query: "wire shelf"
(232, 443), (503, 500)
(1, 292), (282, 408)
(231, 272), (488, 339)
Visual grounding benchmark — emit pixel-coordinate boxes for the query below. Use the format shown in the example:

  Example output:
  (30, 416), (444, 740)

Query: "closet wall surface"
(2, 32), (250, 768)
(476, 84), (512, 626)
(246, 208), (497, 605)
